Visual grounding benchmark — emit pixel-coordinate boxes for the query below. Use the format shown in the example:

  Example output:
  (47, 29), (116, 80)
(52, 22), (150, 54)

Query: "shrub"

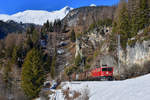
(97, 18), (112, 27)
(85, 64), (91, 70)
(75, 53), (82, 66)
(88, 18), (112, 31)
(128, 39), (137, 47)
(62, 87), (81, 100)
(76, 33), (82, 39)
(93, 50), (99, 59)
(86, 56), (93, 63)
(109, 43), (116, 52)
(65, 66), (77, 76)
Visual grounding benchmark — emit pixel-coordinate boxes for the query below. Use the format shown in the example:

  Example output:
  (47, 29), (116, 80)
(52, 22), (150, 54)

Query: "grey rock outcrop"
(75, 26), (150, 77)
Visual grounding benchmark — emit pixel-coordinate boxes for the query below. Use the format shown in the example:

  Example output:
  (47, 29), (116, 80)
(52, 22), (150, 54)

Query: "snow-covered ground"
(46, 74), (150, 100)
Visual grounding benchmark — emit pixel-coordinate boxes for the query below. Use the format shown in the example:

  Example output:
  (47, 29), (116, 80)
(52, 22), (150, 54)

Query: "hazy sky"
(0, 0), (119, 15)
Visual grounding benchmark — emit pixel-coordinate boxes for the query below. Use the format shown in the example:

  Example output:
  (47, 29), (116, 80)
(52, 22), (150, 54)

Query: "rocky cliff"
(74, 25), (150, 78)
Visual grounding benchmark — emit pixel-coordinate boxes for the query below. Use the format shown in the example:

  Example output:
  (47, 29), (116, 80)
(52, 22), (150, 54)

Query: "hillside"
(0, 20), (37, 39)
(0, 20), (24, 39)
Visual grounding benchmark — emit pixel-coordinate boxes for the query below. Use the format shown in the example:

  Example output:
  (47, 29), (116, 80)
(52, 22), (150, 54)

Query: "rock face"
(63, 6), (116, 33)
(126, 41), (150, 66)
(75, 39), (82, 58)
(74, 25), (150, 77)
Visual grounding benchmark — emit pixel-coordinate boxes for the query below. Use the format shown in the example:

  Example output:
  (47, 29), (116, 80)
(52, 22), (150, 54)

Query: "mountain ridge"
(0, 6), (73, 25)
(63, 6), (116, 33)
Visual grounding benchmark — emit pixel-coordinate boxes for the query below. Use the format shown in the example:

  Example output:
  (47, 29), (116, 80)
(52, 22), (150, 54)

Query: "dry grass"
(56, 84), (62, 90)
(39, 90), (55, 100)
(73, 91), (81, 99)
(62, 87), (81, 100)
(80, 87), (90, 100)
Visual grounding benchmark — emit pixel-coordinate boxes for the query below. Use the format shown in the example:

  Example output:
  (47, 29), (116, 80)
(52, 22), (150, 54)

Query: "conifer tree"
(51, 54), (56, 79)
(45, 20), (50, 30)
(70, 29), (76, 42)
(129, 0), (139, 36)
(32, 29), (40, 46)
(12, 46), (24, 67)
(43, 55), (52, 73)
(75, 52), (82, 66)
(12, 46), (18, 64)
(62, 24), (67, 33)
(25, 36), (33, 50)
(21, 48), (45, 99)
(129, 0), (149, 36)
(30, 25), (35, 34)
(113, 0), (130, 49)
(119, 2), (130, 35)
(49, 22), (54, 32)
(137, 0), (149, 30)
(128, 0), (138, 15)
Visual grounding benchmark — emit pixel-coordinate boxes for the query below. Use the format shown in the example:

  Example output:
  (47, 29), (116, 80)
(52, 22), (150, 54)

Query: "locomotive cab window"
(102, 68), (112, 71)
(108, 68), (112, 71)
(102, 68), (107, 71)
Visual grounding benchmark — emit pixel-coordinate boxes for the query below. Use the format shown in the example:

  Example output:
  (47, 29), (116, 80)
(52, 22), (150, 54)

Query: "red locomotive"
(91, 65), (114, 80)
(71, 65), (114, 81)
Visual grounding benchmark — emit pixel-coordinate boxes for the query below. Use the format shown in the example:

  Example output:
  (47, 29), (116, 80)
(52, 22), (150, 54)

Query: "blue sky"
(0, 0), (119, 15)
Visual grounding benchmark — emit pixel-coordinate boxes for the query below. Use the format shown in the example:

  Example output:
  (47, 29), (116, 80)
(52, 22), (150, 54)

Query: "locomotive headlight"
(106, 72), (109, 74)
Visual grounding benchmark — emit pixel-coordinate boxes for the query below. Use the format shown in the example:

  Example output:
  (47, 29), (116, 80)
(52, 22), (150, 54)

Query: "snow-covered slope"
(48, 74), (150, 100)
(0, 6), (73, 25)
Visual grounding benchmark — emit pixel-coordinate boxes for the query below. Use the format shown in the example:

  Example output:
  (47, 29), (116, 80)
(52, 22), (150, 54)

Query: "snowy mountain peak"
(60, 6), (73, 14)
(62, 6), (73, 10)
(0, 6), (73, 25)
(90, 4), (96, 7)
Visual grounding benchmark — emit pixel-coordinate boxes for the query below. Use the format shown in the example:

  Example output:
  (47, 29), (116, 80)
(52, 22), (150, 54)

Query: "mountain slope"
(63, 6), (116, 33)
(0, 20), (24, 38)
(0, 6), (73, 25)
(0, 20), (37, 39)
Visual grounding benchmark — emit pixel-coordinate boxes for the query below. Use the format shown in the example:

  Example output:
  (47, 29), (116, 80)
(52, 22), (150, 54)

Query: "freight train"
(71, 65), (114, 81)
